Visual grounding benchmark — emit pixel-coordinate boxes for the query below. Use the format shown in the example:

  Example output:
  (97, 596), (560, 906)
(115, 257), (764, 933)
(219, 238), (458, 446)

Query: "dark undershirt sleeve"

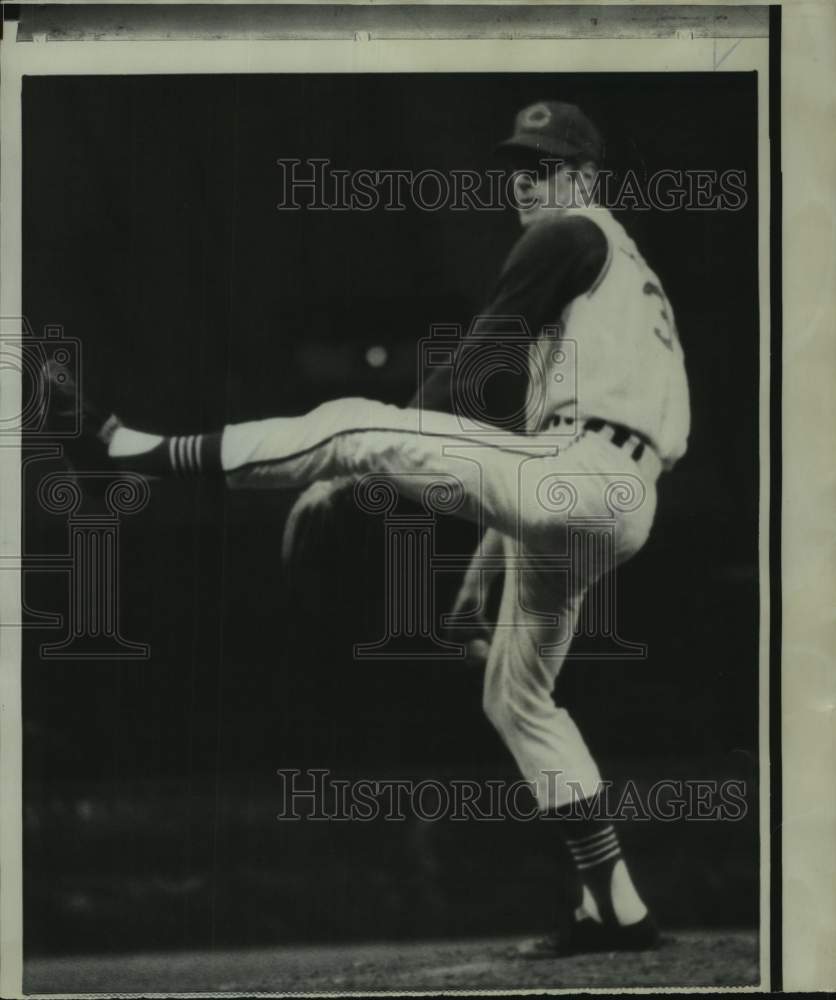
(413, 215), (608, 423)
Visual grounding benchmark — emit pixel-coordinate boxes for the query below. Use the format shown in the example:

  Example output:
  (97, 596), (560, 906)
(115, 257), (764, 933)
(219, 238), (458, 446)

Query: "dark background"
(22, 73), (759, 955)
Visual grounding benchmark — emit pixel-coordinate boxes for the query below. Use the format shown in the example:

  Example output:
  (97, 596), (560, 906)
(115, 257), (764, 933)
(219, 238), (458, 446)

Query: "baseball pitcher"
(47, 100), (690, 956)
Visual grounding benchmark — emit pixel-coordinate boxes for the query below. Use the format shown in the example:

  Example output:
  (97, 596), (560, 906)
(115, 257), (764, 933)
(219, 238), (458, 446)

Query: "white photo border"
(0, 4), (788, 996)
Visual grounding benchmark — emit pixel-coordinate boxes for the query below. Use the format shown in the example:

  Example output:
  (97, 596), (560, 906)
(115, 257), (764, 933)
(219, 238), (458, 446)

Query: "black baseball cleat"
(514, 914), (660, 959)
(42, 359), (122, 474)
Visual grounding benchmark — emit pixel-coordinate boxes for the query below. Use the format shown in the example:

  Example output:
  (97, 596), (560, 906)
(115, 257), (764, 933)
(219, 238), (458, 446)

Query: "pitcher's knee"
(307, 396), (370, 429)
(308, 397), (377, 427)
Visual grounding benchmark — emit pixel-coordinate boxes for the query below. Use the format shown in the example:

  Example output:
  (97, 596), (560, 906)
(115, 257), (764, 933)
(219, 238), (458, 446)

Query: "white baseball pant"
(222, 398), (660, 809)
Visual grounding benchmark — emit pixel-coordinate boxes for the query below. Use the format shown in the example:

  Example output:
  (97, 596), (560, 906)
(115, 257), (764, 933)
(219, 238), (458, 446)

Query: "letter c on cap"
(523, 103), (552, 129)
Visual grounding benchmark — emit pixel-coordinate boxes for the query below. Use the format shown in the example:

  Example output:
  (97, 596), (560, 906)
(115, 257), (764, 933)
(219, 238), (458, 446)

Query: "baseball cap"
(496, 100), (604, 165)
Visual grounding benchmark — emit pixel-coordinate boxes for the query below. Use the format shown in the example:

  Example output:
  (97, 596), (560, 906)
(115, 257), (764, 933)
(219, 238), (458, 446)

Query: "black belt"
(547, 414), (649, 464)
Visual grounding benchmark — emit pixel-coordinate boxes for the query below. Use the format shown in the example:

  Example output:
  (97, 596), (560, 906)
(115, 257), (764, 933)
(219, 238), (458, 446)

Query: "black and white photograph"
(2, 2), (832, 996)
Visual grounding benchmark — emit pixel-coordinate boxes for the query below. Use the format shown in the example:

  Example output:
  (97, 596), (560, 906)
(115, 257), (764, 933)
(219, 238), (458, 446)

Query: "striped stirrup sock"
(565, 824), (622, 872)
(163, 434), (220, 476)
(110, 430), (223, 478)
(546, 796), (650, 928)
(563, 821), (624, 925)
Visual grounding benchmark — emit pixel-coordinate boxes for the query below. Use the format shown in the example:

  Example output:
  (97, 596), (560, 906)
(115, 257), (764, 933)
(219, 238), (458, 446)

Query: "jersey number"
(643, 281), (678, 352)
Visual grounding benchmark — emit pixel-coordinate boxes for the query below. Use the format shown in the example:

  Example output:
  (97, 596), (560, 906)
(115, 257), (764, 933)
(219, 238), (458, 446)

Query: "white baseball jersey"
(526, 207), (690, 469)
